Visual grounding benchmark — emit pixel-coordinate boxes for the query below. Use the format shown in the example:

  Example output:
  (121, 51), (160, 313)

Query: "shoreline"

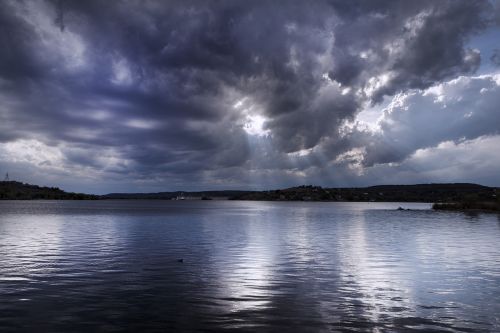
(432, 202), (500, 213)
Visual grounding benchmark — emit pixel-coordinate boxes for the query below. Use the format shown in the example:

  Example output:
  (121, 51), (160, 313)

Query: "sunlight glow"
(243, 114), (269, 137)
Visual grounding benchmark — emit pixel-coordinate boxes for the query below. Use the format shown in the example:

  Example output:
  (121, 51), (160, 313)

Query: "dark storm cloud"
(328, 0), (487, 102)
(0, 0), (498, 190)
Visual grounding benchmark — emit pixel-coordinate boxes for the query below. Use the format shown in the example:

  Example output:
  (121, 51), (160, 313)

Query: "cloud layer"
(0, 0), (499, 192)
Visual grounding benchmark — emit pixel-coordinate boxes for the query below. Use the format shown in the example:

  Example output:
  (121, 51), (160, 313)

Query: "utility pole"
(3, 173), (9, 181)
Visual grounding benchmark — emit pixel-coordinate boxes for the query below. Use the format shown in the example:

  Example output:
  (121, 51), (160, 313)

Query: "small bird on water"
(177, 258), (184, 263)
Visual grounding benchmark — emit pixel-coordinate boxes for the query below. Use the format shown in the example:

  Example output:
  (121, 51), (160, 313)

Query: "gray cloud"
(491, 49), (500, 66)
(0, 0), (498, 191)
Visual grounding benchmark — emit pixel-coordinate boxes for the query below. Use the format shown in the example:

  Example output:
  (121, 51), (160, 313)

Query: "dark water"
(0, 201), (499, 332)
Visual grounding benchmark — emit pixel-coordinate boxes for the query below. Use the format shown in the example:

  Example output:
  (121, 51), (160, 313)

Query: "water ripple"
(0, 200), (499, 332)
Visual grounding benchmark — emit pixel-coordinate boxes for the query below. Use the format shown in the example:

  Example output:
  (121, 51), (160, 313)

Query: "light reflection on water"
(0, 200), (499, 332)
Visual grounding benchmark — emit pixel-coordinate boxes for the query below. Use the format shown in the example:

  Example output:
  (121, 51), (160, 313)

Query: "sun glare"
(243, 114), (269, 137)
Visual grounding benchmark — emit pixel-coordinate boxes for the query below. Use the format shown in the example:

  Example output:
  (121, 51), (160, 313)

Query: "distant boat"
(175, 193), (186, 200)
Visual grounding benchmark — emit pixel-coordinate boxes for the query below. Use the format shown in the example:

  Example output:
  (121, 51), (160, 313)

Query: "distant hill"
(230, 183), (498, 203)
(0, 181), (98, 200)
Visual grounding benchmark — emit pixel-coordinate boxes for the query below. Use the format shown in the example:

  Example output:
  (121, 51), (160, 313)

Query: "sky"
(0, 0), (500, 194)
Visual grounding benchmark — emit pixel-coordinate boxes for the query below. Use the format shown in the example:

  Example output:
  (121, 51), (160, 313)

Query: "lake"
(0, 200), (499, 332)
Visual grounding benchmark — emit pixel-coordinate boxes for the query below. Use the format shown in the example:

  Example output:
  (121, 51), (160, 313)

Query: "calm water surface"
(0, 200), (499, 332)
